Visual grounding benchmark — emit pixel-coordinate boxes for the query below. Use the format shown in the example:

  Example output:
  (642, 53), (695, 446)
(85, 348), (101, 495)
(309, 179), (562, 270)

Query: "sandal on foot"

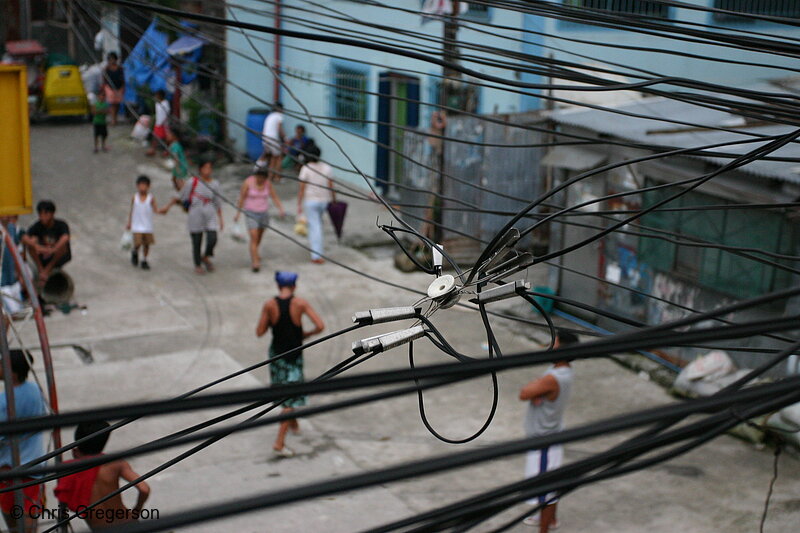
(523, 515), (558, 530)
(273, 446), (295, 458)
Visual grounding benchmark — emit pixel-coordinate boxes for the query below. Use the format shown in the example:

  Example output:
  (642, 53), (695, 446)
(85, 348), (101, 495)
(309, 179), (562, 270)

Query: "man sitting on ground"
(55, 421), (151, 530)
(21, 201), (71, 285)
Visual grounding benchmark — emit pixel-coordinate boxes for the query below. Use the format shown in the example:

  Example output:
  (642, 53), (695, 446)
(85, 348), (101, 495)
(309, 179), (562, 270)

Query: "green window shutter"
(715, 209), (783, 298)
(638, 187), (678, 272)
(637, 182), (793, 299)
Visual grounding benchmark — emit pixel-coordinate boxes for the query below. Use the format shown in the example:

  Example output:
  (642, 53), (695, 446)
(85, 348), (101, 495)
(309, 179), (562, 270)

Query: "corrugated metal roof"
(548, 96), (800, 183)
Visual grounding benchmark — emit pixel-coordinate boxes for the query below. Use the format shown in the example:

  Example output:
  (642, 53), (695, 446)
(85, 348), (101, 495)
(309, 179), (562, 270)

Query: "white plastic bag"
(685, 350), (735, 381)
(765, 402), (800, 448)
(231, 218), (246, 243)
(131, 115), (151, 141)
(120, 230), (133, 251)
(673, 368), (749, 398)
(0, 282), (23, 315)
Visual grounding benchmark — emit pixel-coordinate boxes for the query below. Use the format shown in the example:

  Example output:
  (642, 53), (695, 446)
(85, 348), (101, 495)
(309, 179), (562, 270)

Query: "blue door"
(375, 73), (419, 197)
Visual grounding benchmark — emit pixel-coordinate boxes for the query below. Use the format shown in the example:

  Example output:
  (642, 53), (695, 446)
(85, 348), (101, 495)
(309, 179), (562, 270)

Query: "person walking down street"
(0, 350), (47, 533)
(102, 52), (125, 126)
(55, 421), (151, 530)
(161, 160), (223, 274)
(234, 168), (285, 273)
(257, 102), (286, 182)
(287, 124), (310, 168)
(92, 89), (110, 153)
(166, 129), (189, 191)
(146, 90), (170, 157)
(297, 143), (334, 264)
(256, 271), (324, 457)
(519, 330), (578, 532)
(126, 175), (161, 270)
(21, 200), (72, 285)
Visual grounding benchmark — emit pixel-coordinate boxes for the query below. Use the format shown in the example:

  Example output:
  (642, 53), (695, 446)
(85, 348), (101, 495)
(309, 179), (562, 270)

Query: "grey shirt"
(524, 365), (573, 438)
(180, 177), (221, 233)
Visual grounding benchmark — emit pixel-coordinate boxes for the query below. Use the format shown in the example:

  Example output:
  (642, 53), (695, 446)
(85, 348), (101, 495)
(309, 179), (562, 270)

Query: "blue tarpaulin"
(123, 20), (171, 104)
(167, 36), (204, 84)
(123, 19), (205, 104)
(167, 22), (205, 85)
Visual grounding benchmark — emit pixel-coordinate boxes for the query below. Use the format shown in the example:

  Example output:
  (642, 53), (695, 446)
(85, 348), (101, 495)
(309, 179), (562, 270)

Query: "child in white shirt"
(126, 175), (161, 269)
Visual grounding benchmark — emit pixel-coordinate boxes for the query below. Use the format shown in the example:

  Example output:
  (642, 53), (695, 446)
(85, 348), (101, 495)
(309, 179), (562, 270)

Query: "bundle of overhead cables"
(3, 0), (799, 531)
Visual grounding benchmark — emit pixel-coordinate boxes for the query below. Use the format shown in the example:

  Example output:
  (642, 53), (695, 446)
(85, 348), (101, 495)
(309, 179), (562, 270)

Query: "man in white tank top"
(258, 102), (286, 183)
(518, 330), (578, 532)
(126, 175), (161, 270)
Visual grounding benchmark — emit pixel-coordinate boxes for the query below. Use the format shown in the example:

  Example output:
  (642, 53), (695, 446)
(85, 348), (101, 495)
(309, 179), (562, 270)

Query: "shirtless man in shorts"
(55, 421), (151, 530)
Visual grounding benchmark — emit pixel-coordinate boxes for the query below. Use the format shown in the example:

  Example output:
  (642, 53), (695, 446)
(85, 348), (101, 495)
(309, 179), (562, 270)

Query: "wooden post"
(435, 0), (461, 243)
(66, 0), (76, 60)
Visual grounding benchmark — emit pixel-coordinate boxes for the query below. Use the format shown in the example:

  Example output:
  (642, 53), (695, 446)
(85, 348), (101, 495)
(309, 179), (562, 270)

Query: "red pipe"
(1, 229), (63, 456)
(273, 0), (281, 102)
(0, 302), (24, 530)
(173, 60), (182, 120)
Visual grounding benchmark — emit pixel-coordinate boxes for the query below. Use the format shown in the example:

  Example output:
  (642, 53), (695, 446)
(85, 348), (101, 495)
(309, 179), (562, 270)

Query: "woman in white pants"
(297, 144), (334, 264)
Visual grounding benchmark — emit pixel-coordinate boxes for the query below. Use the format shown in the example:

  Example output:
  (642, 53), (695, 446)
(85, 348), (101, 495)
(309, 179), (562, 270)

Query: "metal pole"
(1, 225), (65, 530)
(66, 0), (76, 60)
(435, 0), (460, 244)
(173, 60), (182, 120)
(0, 294), (26, 533)
(0, 230), (61, 442)
(19, 0), (31, 40)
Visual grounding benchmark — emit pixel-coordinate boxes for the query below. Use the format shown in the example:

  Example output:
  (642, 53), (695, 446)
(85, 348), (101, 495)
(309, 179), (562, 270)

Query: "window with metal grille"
(419, 1), (489, 15)
(563, 0), (670, 18)
(430, 79), (480, 114)
(637, 183), (794, 299)
(331, 65), (368, 129)
(712, 0), (800, 22)
(466, 3), (489, 15)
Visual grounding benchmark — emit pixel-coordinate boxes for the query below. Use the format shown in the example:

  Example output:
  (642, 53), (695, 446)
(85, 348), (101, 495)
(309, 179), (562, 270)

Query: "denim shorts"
(245, 210), (270, 230)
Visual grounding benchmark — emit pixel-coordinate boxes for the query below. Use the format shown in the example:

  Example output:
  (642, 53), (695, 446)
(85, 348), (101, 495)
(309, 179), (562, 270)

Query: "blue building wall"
(225, 1), (534, 188)
(225, 1), (277, 152)
(521, 13), (546, 112)
(225, 1), (800, 188)
(542, 0), (800, 89)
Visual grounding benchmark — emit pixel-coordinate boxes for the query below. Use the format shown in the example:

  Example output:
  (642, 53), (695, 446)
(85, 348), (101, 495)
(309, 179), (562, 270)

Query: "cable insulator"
(483, 252), (535, 280)
(352, 306), (421, 326)
(470, 280), (531, 304)
(354, 326), (427, 355)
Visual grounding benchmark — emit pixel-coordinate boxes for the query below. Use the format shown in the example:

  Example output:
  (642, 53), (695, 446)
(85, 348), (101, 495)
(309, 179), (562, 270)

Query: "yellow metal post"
(0, 65), (33, 216)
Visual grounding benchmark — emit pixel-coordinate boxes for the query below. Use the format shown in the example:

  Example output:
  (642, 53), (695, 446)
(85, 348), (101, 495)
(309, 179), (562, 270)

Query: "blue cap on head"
(275, 271), (298, 287)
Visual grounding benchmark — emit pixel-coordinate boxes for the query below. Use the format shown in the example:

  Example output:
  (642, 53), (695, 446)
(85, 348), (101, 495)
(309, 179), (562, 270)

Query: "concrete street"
(7, 122), (800, 532)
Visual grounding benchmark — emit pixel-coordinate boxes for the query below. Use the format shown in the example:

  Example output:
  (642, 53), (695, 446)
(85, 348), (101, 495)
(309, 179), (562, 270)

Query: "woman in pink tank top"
(235, 168), (286, 272)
